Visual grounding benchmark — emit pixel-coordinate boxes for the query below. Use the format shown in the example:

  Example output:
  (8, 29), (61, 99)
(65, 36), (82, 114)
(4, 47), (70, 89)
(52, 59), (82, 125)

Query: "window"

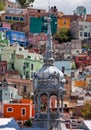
(31, 64), (33, 70)
(5, 16), (9, 20)
(37, 9), (40, 12)
(79, 25), (83, 30)
(5, 92), (7, 96)
(31, 72), (34, 78)
(26, 71), (29, 78)
(11, 93), (13, 98)
(20, 17), (24, 21)
(80, 32), (83, 36)
(7, 107), (13, 112)
(10, 54), (13, 59)
(8, 16), (12, 20)
(25, 63), (28, 68)
(23, 86), (27, 93)
(85, 26), (87, 28)
(28, 56), (31, 58)
(64, 20), (66, 25)
(84, 32), (87, 37)
(71, 72), (75, 77)
(18, 48), (22, 51)
(13, 17), (17, 21)
(14, 84), (17, 88)
(21, 108), (26, 116)
(88, 33), (90, 37)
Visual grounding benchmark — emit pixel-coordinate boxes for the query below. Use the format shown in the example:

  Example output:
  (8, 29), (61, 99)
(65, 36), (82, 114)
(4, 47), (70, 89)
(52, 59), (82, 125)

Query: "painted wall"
(4, 103), (33, 121)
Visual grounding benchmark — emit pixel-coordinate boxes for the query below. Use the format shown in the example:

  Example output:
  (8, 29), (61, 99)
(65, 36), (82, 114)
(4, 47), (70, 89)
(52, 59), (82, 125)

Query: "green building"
(30, 15), (57, 34)
(1, 44), (43, 80)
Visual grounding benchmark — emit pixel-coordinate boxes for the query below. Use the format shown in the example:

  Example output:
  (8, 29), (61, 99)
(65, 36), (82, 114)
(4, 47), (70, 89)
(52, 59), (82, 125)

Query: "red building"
(75, 54), (91, 68)
(4, 99), (34, 124)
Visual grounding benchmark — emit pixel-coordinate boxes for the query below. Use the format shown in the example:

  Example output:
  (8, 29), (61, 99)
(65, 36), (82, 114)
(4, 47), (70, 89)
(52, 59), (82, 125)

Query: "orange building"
(57, 15), (82, 31)
(4, 99), (34, 123)
(57, 15), (72, 31)
(75, 80), (86, 87)
(86, 14), (91, 22)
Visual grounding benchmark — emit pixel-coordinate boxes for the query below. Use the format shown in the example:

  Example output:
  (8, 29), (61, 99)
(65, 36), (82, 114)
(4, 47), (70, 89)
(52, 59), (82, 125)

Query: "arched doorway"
(50, 95), (57, 113)
(40, 94), (48, 113)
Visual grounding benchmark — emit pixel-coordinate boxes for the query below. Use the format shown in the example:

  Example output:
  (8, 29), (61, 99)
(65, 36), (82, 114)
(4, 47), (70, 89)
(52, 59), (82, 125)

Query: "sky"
(32, 0), (91, 14)
(11, 0), (91, 15)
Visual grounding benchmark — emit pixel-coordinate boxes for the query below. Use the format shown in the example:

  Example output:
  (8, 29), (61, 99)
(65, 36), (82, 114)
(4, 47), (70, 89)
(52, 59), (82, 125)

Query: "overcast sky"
(32, 0), (91, 14)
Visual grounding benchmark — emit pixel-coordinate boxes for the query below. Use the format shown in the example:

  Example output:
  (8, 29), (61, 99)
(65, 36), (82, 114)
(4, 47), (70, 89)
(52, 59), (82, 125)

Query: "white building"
(71, 20), (91, 40)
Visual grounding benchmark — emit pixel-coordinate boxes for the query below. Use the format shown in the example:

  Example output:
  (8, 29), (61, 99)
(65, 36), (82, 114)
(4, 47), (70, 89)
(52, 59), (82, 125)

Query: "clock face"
(50, 77), (59, 86)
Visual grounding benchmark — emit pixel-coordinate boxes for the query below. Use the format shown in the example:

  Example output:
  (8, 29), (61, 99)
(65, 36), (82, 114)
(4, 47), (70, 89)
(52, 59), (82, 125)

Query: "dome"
(36, 64), (64, 80)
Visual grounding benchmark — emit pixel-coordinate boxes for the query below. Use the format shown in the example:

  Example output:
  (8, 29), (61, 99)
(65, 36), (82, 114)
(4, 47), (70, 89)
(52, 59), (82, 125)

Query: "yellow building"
(57, 15), (72, 31)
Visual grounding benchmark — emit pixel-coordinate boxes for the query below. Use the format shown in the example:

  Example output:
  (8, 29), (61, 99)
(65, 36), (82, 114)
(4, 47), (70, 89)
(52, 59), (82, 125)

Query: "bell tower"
(33, 11), (66, 130)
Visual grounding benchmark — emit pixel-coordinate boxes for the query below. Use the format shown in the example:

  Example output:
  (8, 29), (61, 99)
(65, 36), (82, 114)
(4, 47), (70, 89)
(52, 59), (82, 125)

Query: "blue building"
(0, 27), (29, 47)
(6, 30), (29, 47)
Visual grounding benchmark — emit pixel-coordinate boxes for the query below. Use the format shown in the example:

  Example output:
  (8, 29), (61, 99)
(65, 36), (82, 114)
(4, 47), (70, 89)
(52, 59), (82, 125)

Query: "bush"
(24, 119), (32, 127)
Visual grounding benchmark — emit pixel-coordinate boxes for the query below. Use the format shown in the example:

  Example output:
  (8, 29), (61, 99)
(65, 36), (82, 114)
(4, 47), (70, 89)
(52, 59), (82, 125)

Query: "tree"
(53, 28), (73, 44)
(0, 0), (5, 11)
(81, 101), (91, 119)
(16, 0), (34, 8)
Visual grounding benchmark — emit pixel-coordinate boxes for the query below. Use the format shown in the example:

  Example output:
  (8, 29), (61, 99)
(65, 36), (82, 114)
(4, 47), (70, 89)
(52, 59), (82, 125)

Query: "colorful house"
(4, 99), (34, 124)
(1, 44), (43, 80)
(0, 27), (29, 47)
(6, 30), (29, 47)
(0, 27), (10, 46)
(0, 78), (22, 103)
(57, 15), (71, 31)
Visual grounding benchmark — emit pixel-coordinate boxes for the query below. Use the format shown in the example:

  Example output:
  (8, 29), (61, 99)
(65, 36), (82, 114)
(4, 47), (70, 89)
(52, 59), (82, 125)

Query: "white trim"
(7, 107), (13, 112)
(21, 108), (26, 116)
(29, 104), (32, 118)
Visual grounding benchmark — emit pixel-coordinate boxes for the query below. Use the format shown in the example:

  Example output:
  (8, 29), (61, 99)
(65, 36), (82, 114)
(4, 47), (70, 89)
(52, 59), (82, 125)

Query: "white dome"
(37, 64), (64, 80)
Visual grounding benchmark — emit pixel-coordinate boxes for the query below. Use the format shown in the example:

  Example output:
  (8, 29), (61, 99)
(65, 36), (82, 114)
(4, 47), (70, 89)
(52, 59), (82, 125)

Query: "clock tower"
(33, 14), (66, 130)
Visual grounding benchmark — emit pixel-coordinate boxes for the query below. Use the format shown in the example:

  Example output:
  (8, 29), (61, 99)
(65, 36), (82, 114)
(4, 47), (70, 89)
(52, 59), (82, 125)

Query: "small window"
(88, 33), (90, 37)
(8, 16), (12, 20)
(80, 32), (83, 36)
(23, 86), (27, 93)
(71, 72), (74, 77)
(25, 63), (28, 68)
(7, 107), (13, 112)
(14, 84), (17, 88)
(21, 108), (26, 116)
(19, 48), (22, 51)
(85, 26), (87, 28)
(31, 72), (34, 78)
(5, 92), (7, 96)
(64, 20), (66, 25)
(84, 32), (87, 37)
(5, 16), (9, 20)
(31, 64), (33, 70)
(37, 9), (40, 12)
(13, 17), (17, 21)
(20, 17), (24, 21)
(10, 54), (13, 59)
(11, 93), (13, 98)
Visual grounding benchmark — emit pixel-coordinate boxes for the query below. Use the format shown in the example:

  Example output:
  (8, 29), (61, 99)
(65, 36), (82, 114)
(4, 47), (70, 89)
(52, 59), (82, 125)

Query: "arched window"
(50, 95), (57, 113)
(40, 94), (48, 112)
(7, 107), (13, 112)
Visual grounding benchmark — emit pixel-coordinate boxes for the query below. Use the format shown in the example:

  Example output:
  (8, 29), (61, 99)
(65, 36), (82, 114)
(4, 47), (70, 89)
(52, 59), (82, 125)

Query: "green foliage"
(81, 101), (91, 119)
(24, 119), (32, 127)
(16, 0), (34, 8)
(54, 28), (73, 44)
(0, 1), (5, 11)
